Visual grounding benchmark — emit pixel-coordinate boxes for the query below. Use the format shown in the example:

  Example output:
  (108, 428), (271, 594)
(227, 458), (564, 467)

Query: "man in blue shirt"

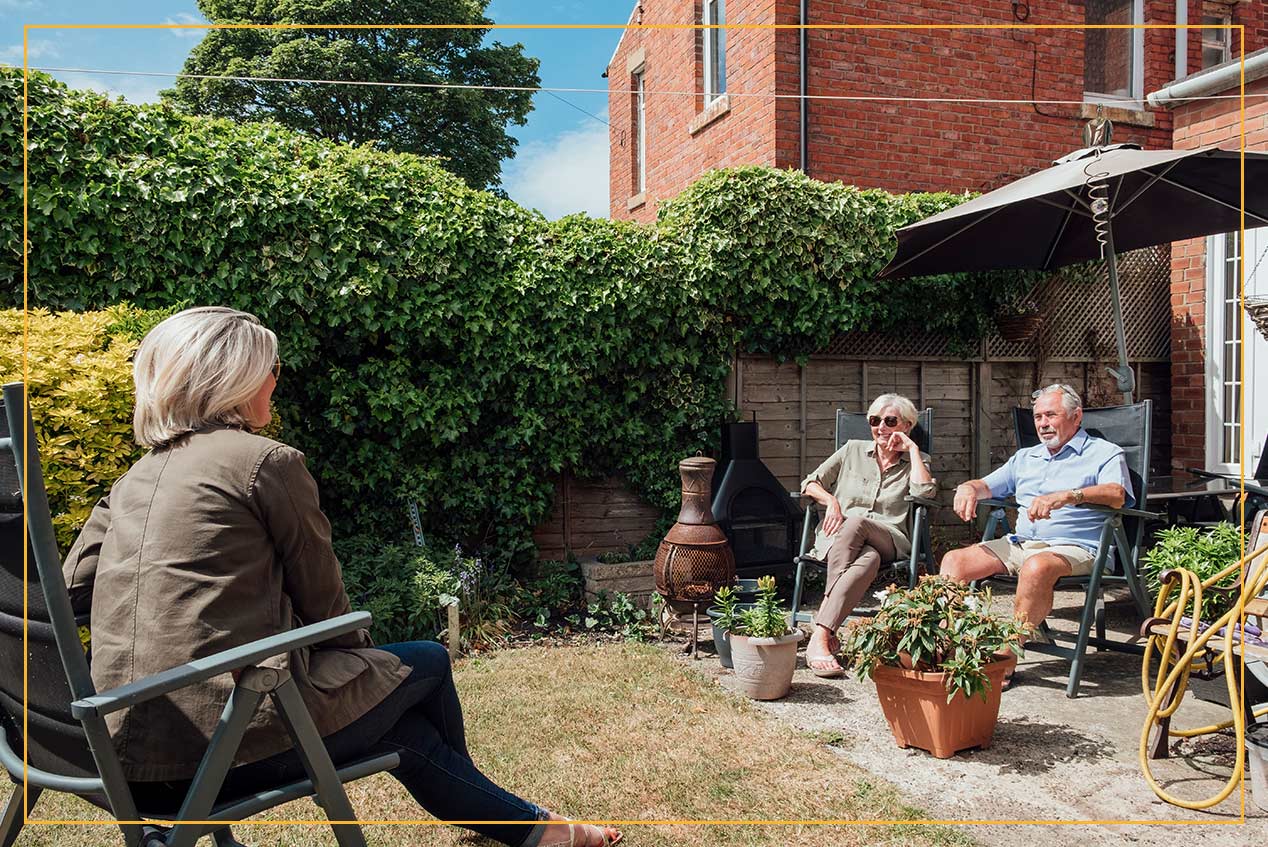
(941, 384), (1133, 653)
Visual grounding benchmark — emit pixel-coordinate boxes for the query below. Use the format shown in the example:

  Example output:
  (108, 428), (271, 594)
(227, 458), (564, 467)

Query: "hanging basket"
(994, 312), (1044, 343)
(1246, 296), (1268, 344)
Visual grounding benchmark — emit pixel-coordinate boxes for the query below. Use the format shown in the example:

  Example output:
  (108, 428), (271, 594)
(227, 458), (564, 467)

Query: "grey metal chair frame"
(974, 400), (1161, 699)
(790, 408), (938, 625)
(0, 382), (398, 847)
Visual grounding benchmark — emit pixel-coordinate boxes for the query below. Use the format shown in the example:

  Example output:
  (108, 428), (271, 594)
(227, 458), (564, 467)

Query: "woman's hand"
(822, 500), (845, 536)
(886, 431), (918, 454)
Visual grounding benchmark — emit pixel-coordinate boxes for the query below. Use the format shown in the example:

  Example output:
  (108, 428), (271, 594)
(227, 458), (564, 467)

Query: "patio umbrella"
(879, 143), (1268, 402)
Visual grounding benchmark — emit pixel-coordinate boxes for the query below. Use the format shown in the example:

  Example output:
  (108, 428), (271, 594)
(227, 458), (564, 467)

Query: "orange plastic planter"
(871, 652), (1016, 759)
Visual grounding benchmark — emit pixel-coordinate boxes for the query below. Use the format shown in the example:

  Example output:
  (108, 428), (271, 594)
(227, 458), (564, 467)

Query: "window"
(703, 0), (726, 103)
(1201, 13), (1232, 70)
(1083, 0), (1144, 103)
(633, 68), (646, 195)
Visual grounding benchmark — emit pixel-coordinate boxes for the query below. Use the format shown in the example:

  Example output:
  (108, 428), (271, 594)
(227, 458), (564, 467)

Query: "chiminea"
(711, 421), (801, 575)
(655, 455), (736, 657)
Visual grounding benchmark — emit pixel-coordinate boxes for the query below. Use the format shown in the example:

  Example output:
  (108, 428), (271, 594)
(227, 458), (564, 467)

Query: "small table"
(1146, 476), (1240, 527)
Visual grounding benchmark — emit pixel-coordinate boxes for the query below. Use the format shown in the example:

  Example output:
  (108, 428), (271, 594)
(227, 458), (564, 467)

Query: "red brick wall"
(1167, 71), (1268, 470)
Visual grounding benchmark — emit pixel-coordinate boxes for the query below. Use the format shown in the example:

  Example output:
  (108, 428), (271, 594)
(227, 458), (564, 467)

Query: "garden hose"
(1138, 543), (1268, 809)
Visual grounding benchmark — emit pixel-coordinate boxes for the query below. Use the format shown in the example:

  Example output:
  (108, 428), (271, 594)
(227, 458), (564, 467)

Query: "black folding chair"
(0, 382), (398, 847)
(790, 408), (937, 625)
(1185, 431), (1268, 518)
(976, 401), (1161, 698)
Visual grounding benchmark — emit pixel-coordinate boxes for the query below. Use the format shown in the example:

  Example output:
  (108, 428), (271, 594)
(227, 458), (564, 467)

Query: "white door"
(1207, 229), (1268, 476)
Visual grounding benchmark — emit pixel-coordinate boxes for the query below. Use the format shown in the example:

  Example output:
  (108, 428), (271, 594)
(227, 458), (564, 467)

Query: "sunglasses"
(271, 360), (282, 382)
(868, 415), (901, 428)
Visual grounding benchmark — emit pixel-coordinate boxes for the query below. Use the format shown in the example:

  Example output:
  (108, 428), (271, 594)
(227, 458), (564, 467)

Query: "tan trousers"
(813, 516), (897, 631)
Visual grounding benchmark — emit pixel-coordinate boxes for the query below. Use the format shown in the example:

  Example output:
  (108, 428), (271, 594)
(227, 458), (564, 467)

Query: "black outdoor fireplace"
(710, 421), (802, 575)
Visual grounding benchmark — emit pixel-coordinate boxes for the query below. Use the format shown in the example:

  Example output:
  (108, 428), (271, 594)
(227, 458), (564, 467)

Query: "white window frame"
(633, 68), (646, 195)
(1205, 232), (1242, 475)
(1201, 12), (1233, 70)
(1083, 0), (1145, 106)
(703, 0), (726, 104)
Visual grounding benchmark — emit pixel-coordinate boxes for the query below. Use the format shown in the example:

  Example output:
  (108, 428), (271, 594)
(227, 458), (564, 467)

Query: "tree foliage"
(3, 69), (1035, 565)
(162, 0), (540, 190)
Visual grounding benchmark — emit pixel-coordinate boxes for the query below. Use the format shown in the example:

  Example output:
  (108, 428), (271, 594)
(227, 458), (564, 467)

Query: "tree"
(163, 1), (540, 190)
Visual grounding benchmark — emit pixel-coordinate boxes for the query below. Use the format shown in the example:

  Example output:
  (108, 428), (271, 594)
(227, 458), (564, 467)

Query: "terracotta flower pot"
(871, 652), (1016, 759)
(729, 630), (804, 700)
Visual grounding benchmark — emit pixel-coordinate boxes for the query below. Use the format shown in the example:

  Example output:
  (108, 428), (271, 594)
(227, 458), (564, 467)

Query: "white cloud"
(55, 71), (166, 104)
(502, 118), (610, 220)
(162, 11), (209, 39)
(0, 40), (56, 63)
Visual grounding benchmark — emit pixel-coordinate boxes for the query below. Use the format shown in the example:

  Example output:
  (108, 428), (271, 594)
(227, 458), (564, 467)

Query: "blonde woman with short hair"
(798, 393), (937, 677)
(64, 306), (620, 847)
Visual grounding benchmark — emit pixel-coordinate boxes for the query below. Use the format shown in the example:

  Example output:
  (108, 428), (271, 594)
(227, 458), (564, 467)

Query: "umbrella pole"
(1102, 225), (1135, 404)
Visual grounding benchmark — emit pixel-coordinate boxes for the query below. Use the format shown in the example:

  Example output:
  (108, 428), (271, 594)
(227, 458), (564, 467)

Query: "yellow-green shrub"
(1, 307), (149, 548)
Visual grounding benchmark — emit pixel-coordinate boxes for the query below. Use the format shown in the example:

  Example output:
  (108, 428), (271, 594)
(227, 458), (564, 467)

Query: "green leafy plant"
(1141, 522), (1245, 621)
(566, 591), (655, 641)
(520, 559), (584, 629)
(709, 584), (740, 633)
(840, 576), (1027, 703)
(596, 550), (631, 564)
(732, 575), (791, 638)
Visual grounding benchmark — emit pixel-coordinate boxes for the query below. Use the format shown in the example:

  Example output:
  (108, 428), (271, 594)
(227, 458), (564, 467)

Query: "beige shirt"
(63, 426), (410, 781)
(799, 439), (938, 561)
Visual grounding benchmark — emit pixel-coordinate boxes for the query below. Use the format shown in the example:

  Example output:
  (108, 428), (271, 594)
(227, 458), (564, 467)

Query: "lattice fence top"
(821, 245), (1172, 361)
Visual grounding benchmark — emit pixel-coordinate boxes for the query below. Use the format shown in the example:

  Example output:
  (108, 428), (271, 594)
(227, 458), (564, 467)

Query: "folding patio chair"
(974, 400), (1160, 698)
(0, 382), (398, 847)
(790, 408), (938, 625)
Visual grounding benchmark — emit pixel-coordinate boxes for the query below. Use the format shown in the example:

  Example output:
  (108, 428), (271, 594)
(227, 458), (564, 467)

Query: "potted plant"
(840, 576), (1026, 758)
(1141, 522), (1245, 624)
(722, 576), (804, 700)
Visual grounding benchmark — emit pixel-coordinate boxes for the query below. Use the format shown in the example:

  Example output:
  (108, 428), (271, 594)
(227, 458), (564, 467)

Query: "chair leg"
(790, 557), (806, 623)
(212, 826), (248, 847)
(0, 782), (39, 847)
(1066, 534), (1112, 699)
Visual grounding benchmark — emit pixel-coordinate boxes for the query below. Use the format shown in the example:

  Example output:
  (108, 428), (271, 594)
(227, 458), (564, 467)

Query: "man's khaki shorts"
(978, 537), (1097, 577)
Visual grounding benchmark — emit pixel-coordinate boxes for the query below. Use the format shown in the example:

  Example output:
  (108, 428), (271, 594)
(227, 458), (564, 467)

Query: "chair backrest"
(1012, 400), (1154, 573)
(0, 383), (99, 779)
(1254, 433), (1268, 481)
(836, 408), (933, 454)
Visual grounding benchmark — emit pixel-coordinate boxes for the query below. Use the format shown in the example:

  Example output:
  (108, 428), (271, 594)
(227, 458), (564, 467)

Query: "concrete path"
(670, 583), (1264, 847)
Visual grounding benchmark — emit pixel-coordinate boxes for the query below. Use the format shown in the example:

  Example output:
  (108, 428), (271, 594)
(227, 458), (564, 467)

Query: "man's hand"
(821, 500), (845, 536)
(953, 483), (979, 523)
(1027, 491), (1076, 520)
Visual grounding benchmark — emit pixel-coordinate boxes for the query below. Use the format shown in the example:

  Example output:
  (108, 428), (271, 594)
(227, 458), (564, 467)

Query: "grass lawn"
(16, 642), (972, 847)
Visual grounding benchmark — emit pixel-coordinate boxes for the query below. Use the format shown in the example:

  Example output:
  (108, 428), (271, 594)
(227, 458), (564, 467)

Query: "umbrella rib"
(1110, 160), (1184, 219)
(1153, 173), (1268, 226)
(1042, 204), (1077, 269)
(884, 205), (1009, 277)
(1057, 190), (1095, 216)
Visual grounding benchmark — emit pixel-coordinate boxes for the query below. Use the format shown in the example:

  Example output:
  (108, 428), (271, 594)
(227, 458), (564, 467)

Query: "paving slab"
(667, 582), (1265, 847)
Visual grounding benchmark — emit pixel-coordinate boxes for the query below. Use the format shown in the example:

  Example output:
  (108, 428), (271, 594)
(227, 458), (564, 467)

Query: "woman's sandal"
(806, 627), (845, 678)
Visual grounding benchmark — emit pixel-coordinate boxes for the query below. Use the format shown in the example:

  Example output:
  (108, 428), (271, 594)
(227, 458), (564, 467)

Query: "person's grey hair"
(867, 393), (919, 427)
(132, 306), (278, 448)
(1031, 383), (1083, 414)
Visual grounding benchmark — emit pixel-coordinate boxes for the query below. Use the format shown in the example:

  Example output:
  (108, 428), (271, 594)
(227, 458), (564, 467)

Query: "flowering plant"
(840, 576), (1027, 702)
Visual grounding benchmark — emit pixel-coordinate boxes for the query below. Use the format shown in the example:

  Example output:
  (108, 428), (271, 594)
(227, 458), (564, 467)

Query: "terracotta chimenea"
(654, 455), (736, 655)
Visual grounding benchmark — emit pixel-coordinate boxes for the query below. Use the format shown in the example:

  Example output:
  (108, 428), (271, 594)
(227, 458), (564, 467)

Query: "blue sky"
(0, 0), (637, 217)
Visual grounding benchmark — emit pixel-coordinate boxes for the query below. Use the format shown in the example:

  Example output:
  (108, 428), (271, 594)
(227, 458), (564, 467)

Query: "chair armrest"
(71, 611), (372, 719)
(789, 490), (805, 501)
(904, 495), (940, 509)
(1184, 467), (1231, 482)
(977, 498), (1016, 510)
(1073, 503), (1165, 521)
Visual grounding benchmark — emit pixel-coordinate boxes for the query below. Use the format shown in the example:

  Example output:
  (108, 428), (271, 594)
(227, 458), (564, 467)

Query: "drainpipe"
(1176, 1), (1188, 82)
(800, 0), (808, 172)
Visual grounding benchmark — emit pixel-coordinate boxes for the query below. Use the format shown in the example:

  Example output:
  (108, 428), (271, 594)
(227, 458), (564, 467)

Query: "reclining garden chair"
(1138, 508), (1268, 810)
(974, 400), (1160, 699)
(0, 382), (398, 847)
(790, 408), (937, 625)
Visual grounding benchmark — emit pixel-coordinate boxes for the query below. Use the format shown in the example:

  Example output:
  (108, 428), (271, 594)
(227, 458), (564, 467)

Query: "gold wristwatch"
(1071, 488), (1085, 505)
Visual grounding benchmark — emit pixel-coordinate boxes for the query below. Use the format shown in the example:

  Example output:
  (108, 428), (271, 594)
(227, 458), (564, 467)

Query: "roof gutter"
(1147, 49), (1268, 108)
(799, 0), (808, 171)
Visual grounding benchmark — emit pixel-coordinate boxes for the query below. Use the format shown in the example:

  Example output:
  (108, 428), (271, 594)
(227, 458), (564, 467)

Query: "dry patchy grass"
(16, 642), (971, 847)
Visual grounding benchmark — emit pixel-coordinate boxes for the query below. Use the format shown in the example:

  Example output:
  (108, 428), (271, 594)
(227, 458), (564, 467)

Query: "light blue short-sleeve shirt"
(982, 428), (1134, 552)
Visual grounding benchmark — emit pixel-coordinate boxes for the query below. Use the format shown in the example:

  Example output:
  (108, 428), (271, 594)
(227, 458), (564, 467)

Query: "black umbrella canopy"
(881, 144), (1268, 279)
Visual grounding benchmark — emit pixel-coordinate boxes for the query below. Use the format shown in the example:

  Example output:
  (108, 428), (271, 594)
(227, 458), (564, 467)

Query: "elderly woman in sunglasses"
(798, 393), (936, 677)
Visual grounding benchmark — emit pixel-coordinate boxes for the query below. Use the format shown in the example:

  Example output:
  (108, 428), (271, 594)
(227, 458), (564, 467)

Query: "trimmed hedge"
(2, 69), (1030, 562)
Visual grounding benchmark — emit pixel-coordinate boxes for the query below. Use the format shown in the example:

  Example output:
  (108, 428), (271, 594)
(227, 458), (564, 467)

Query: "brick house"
(1149, 46), (1268, 477)
(535, 3), (1268, 563)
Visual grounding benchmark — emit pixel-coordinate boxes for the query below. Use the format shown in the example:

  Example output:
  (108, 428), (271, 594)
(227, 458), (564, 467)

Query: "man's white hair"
(132, 306), (278, 448)
(1033, 383), (1082, 415)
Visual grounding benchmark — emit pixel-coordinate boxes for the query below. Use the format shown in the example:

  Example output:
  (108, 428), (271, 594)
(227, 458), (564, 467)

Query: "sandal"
(806, 651), (845, 678)
(538, 816), (623, 847)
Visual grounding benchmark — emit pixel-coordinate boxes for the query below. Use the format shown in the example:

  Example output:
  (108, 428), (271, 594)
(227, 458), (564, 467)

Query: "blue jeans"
(131, 641), (546, 846)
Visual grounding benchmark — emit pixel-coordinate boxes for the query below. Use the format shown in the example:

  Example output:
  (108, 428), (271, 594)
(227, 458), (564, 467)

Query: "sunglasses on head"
(868, 415), (900, 428)
(1031, 383), (1080, 403)
(271, 360), (282, 382)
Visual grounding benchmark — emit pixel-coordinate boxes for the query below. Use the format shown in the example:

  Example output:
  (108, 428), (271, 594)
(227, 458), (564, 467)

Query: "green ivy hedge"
(2, 69), (1031, 562)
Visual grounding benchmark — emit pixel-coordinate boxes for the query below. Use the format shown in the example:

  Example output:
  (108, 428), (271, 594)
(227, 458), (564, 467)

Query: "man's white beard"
(1039, 431), (1060, 447)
